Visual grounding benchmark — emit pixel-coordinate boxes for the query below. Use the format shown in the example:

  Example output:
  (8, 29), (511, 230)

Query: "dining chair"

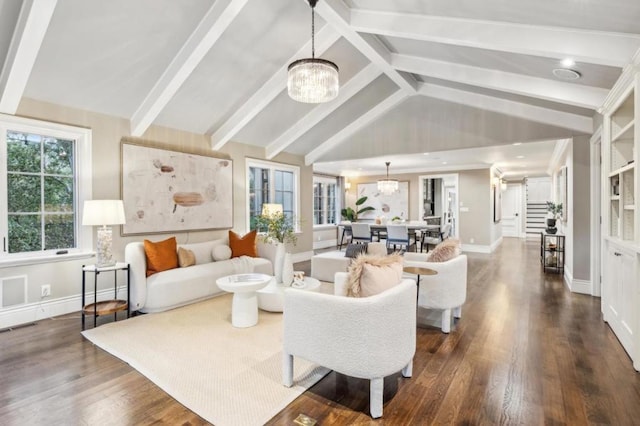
(421, 223), (452, 252)
(386, 224), (415, 252)
(351, 223), (373, 243)
(337, 223), (352, 250)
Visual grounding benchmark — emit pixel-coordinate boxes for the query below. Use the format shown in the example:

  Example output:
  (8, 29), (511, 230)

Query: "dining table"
(339, 221), (441, 252)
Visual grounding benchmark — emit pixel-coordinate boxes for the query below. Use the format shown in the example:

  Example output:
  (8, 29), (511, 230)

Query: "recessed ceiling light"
(442, 161), (447, 165)
(561, 58), (575, 67)
(512, 142), (522, 146)
(517, 155), (525, 159)
(553, 68), (581, 80)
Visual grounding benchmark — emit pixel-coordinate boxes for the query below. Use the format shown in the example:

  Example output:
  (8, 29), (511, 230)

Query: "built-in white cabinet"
(603, 243), (638, 369)
(601, 55), (640, 371)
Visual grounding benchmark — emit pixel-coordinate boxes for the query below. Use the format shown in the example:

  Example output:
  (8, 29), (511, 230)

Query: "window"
(1, 114), (92, 263)
(247, 159), (299, 231)
(313, 175), (338, 226)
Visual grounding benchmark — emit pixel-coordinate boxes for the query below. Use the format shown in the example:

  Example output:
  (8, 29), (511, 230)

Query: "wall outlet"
(41, 284), (51, 298)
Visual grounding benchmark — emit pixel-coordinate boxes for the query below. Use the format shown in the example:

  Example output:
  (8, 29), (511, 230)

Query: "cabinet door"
(603, 246), (621, 324)
(603, 245), (635, 357)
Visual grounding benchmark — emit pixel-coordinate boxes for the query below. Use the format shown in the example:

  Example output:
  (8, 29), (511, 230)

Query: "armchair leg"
(453, 306), (462, 319)
(441, 309), (452, 333)
(370, 377), (384, 418)
(283, 353), (293, 387)
(401, 358), (413, 377)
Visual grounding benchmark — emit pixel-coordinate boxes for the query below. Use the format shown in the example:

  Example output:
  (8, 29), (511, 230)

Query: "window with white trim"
(246, 159), (299, 231)
(1, 114), (92, 262)
(313, 175), (338, 226)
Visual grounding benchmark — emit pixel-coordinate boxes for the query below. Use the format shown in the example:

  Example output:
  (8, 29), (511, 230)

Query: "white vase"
(282, 253), (294, 286)
(273, 242), (285, 283)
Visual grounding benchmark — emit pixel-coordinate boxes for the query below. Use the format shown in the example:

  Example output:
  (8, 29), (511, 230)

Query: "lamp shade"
(262, 203), (283, 217)
(82, 200), (126, 226)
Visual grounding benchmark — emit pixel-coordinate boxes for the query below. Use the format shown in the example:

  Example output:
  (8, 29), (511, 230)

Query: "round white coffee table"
(257, 276), (321, 312)
(216, 273), (272, 327)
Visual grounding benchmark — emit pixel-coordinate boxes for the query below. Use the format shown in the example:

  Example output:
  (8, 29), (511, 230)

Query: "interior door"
(501, 183), (522, 237)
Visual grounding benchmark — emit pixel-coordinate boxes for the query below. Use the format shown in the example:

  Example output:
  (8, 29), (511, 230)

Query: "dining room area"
(334, 173), (459, 253)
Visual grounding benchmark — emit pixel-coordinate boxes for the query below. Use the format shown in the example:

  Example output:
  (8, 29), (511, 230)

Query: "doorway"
(418, 174), (459, 238)
(501, 183), (523, 238)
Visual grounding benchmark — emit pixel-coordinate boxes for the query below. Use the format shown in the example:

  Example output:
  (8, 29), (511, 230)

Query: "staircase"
(526, 202), (547, 234)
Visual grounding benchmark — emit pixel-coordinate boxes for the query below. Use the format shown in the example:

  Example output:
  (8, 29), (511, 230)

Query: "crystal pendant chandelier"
(287, 0), (339, 103)
(377, 162), (399, 195)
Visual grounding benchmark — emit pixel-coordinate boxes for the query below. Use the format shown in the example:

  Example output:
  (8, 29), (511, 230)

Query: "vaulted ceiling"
(1, 0), (639, 179)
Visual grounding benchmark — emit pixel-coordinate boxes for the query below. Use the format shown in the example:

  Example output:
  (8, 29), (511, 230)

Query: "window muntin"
(313, 175), (338, 226)
(247, 159), (299, 232)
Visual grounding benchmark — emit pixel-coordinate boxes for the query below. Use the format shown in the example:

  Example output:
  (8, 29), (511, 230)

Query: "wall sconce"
(344, 181), (351, 192)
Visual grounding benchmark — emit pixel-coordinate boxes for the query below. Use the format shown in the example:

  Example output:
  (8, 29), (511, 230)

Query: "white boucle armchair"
(282, 272), (417, 418)
(403, 252), (468, 333)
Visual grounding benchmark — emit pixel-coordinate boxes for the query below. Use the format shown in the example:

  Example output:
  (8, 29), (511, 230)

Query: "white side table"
(216, 273), (272, 327)
(258, 276), (321, 313)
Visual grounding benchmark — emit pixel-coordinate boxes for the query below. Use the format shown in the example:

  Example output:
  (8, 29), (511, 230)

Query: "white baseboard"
(313, 239), (337, 250)
(563, 268), (592, 295)
(0, 286), (127, 330)
(461, 244), (491, 253)
(490, 237), (503, 253)
(292, 250), (314, 263)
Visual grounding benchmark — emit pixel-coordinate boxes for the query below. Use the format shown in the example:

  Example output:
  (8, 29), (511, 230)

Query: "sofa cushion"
(229, 230), (258, 258)
(178, 240), (215, 265)
(177, 247), (196, 267)
(427, 238), (461, 262)
(144, 237), (178, 277)
(346, 253), (403, 297)
(212, 244), (232, 261)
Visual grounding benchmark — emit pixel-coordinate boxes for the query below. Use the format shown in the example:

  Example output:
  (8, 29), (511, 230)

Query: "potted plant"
(545, 201), (563, 234)
(341, 196), (375, 221)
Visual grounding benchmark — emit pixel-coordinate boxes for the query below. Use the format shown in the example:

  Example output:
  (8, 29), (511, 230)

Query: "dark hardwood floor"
(2, 238), (640, 425)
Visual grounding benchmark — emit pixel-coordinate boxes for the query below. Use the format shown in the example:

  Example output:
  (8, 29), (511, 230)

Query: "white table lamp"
(83, 200), (126, 267)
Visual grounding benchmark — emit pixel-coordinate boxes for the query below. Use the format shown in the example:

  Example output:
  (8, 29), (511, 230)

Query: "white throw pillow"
(178, 241), (215, 265)
(212, 244), (232, 261)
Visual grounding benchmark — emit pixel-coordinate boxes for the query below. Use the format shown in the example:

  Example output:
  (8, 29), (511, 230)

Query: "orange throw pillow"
(228, 230), (258, 258)
(144, 237), (179, 277)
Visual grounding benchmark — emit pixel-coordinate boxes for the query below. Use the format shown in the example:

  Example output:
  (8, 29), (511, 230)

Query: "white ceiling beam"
(266, 63), (381, 159)
(0, 0), (57, 114)
(209, 25), (340, 150)
(315, 0), (417, 94)
(351, 10), (640, 68)
(130, 0), (248, 137)
(393, 53), (608, 109)
(417, 83), (592, 134)
(305, 90), (408, 165)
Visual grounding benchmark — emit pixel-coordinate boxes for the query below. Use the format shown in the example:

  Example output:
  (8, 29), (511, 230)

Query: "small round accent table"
(403, 265), (438, 286)
(216, 273), (272, 328)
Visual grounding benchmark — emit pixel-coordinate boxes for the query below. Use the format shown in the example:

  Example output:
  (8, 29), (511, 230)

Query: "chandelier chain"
(311, 5), (315, 58)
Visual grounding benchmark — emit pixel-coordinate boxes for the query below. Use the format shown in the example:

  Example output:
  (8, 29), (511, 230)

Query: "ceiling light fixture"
(552, 68), (581, 80)
(377, 162), (398, 195)
(287, 0), (339, 103)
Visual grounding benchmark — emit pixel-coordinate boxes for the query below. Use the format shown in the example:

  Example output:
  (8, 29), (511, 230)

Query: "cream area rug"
(82, 294), (329, 426)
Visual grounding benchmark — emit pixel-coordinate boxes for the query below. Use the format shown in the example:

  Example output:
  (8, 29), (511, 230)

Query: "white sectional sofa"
(125, 238), (274, 313)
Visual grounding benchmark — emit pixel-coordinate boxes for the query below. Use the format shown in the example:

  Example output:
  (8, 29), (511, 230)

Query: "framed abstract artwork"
(356, 181), (410, 221)
(121, 140), (233, 235)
